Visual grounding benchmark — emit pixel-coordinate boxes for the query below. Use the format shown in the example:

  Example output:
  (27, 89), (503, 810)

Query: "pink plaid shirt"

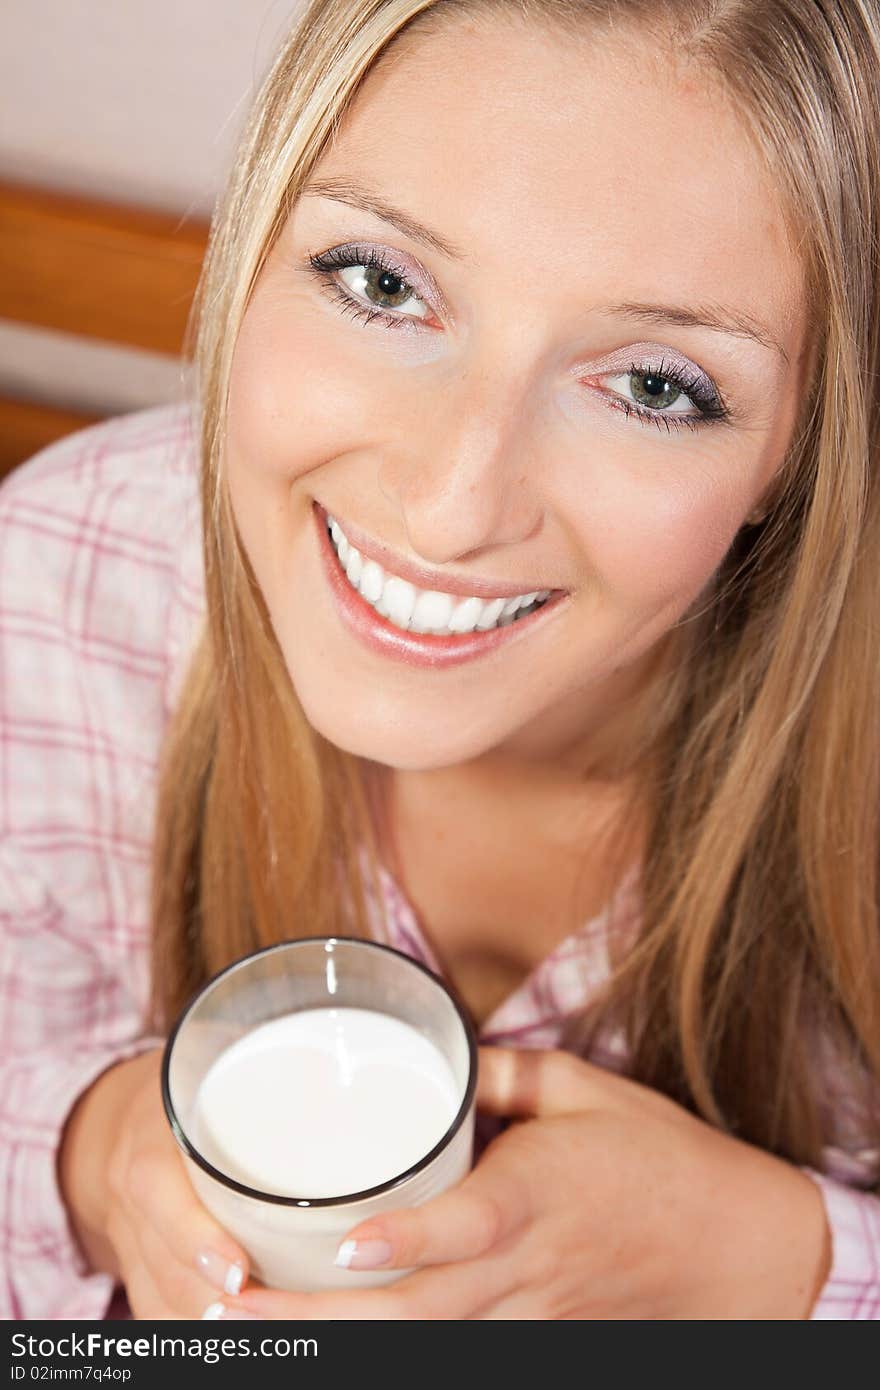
(1, 404), (878, 1320)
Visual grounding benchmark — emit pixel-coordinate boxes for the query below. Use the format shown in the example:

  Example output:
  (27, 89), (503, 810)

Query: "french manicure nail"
(335, 1237), (393, 1270)
(201, 1301), (262, 1320)
(196, 1250), (245, 1296)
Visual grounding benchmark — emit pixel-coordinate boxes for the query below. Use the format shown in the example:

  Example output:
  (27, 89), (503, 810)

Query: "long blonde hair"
(151, 0), (880, 1170)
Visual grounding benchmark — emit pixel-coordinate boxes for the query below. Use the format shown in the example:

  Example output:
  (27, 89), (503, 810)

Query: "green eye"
(629, 372), (682, 410)
(336, 262), (429, 319)
(308, 244), (431, 330)
(599, 360), (729, 433)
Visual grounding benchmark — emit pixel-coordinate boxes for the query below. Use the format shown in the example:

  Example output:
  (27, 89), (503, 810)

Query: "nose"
(376, 364), (545, 565)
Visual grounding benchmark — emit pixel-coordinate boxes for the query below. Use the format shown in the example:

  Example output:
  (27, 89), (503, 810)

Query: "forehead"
(309, 12), (805, 350)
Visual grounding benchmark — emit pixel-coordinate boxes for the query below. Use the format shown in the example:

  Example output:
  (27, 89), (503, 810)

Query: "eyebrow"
(301, 175), (468, 262)
(300, 176), (789, 363)
(599, 301), (790, 363)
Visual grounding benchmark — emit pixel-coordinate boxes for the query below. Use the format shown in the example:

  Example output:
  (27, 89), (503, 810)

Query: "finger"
(221, 1283), (410, 1321)
(333, 1147), (530, 1272)
(121, 1145), (249, 1299)
(476, 1045), (606, 1118)
(227, 1241), (519, 1321)
(123, 1262), (178, 1321)
(132, 1209), (237, 1318)
(106, 1219), (178, 1321)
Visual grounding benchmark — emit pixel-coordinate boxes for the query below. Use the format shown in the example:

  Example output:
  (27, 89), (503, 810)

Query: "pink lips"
(313, 502), (567, 670)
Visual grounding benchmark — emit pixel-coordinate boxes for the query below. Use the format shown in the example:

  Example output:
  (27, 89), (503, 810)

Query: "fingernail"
(196, 1250), (245, 1296)
(201, 1302), (262, 1320)
(335, 1237), (393, 1270)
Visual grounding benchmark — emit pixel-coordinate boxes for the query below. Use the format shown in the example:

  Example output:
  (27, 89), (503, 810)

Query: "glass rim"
(161, 935), (479, 1208)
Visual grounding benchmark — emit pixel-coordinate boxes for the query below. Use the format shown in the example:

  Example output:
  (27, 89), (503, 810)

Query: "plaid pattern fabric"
(1, 405), (877, 1319)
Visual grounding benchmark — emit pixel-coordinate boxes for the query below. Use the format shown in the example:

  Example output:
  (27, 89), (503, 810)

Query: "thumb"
(334, 1131), (530, 1272)
(476, 1045), (605, 1117)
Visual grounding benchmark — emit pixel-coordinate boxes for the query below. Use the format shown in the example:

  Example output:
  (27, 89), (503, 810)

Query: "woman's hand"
(59, 1048), (250, 1318)
(217, 1046), (831, 1320)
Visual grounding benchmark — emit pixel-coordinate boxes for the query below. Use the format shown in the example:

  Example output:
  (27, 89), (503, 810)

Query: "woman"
(2, 0), (878, 1319)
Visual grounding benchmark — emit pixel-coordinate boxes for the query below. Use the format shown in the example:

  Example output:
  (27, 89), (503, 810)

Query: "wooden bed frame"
(0, 180), (209, 480)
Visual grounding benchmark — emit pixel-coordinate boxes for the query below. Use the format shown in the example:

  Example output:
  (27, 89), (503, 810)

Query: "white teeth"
(382, 576), (417, 628)
(345, 546), (363, 587)
(325, 514), (551, 635)
(474, 597), (507, 630)
(410, 590), (455, 633)
(359, 558), (384, 603)
(447, 596), (484, 633)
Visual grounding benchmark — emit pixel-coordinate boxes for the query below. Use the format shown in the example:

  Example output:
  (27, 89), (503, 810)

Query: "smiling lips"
(314, 502), (568, 669)
(327, 511), (552, 635)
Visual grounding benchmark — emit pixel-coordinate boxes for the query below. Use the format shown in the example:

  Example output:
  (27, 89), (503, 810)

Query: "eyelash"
(306, 244), (730, 433)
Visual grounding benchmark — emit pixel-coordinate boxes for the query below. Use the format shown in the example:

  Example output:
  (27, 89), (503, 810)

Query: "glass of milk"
(162, 937), (477, 1291)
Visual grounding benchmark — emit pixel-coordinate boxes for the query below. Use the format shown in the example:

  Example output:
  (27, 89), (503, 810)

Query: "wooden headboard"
(0, 181), (209, 480)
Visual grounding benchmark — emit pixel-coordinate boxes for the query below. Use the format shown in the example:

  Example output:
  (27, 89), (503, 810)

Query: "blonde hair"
(151, 0), (880, 1170)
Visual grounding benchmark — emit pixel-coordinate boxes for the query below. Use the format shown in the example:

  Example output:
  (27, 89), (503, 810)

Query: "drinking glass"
(162, 936), (477, 1291)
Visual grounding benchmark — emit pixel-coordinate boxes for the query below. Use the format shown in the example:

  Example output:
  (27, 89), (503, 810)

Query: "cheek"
(567, 451), (749, 615)
(224, 295), (381, 586)
(225, 292), (383, 491)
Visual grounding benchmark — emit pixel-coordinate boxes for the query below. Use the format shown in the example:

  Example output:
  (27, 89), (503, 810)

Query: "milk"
(191, 1006), (461, 1198)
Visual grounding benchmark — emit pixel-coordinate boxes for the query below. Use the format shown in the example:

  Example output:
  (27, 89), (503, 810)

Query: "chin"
(294, 691), (495, 772)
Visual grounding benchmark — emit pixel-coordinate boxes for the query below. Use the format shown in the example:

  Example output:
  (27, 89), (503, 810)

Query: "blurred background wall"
(0, 0), (301, 450)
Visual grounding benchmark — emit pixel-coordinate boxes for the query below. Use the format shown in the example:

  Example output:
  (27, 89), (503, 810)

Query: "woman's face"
(226, 14), (809, 774)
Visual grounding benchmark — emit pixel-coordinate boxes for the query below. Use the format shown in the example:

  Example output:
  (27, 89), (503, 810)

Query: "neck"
(357, 627), (687, 878)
